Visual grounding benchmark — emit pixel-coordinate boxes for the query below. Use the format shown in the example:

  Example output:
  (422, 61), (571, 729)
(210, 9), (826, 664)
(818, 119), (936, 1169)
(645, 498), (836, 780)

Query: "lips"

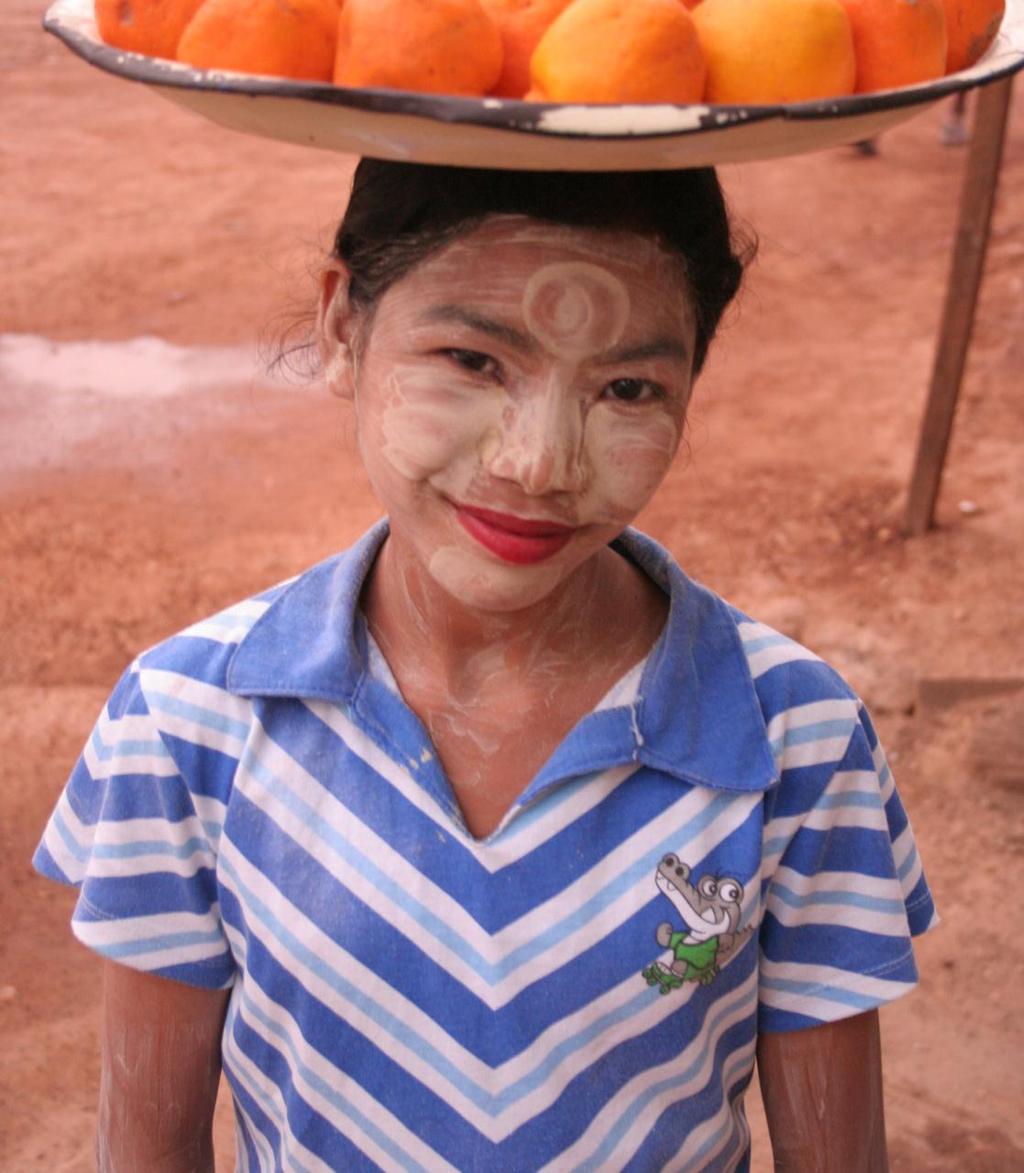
(455, 504), (575, 565)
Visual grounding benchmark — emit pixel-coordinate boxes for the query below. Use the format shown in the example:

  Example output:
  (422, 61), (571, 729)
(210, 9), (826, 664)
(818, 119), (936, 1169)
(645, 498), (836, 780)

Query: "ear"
(317, 260), (359, 401)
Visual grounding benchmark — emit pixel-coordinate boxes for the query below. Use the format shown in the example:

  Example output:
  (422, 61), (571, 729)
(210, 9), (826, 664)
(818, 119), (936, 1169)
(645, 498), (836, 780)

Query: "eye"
(602, 377), (663, 404)
(718, 880), (742, 904)
(698, 877), (718, 898)
(443, 348), (500, 378)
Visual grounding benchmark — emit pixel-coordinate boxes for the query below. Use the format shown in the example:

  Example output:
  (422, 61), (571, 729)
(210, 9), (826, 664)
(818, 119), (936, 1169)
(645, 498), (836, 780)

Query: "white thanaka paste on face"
(351, 220), (694, 615)
(483, 375), (587, 496)
(450, 216), (677, 280)
(584, 408), (682, 520)
(376, 365), (501, 486)
(521, 261), (630, 360)
(480, 260), (632, 496)
(428, 544), (566, 614)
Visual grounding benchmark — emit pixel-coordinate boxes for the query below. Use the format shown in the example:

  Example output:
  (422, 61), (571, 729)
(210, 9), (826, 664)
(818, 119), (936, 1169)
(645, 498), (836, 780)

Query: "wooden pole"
(902, 75), (1014, 536)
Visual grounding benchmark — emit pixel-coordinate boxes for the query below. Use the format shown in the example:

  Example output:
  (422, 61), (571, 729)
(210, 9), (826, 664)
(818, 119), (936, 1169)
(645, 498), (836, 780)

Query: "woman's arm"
(756, 1009), (888, 1173)
(97, 960), (231, 1173)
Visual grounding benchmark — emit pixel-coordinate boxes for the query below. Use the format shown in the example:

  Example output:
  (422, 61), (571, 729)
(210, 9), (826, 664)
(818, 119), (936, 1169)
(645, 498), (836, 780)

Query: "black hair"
(333, 160), (754, 375)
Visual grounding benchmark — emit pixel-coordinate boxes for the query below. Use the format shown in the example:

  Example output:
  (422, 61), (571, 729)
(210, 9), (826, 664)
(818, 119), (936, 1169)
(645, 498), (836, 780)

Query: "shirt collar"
(226, 521), (388, 705)
(227, 521), (778, 794)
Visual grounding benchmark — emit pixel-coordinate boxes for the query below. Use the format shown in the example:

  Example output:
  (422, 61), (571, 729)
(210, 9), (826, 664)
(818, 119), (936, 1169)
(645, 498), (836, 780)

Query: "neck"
(362, 533), (657, 699)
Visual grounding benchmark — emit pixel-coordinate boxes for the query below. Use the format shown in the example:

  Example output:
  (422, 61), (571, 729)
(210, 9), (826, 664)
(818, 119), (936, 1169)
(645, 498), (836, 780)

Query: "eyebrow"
(419, 305), (536, 352)
(598, 337), (691, 365)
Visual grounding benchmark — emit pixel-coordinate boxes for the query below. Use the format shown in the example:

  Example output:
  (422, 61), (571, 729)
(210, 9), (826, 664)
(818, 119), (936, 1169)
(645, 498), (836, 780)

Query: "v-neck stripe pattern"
(34, 525), (936, 1171)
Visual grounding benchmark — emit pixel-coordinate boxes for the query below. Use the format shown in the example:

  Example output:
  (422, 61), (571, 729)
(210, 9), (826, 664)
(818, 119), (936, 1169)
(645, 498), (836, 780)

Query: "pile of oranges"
(96, 0), (1006, 103)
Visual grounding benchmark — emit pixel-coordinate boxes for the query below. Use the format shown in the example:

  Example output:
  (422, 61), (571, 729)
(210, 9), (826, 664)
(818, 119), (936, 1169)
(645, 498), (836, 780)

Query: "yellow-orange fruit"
(942, 0), (1004, 71)
(529, 0), (706, 104)
(94, 0), (206, 59)
(480, 0), (575, 97)
(838, 0), (947, 91)
(334, 0), (503, 96)
(177, 0), (339, 81)
(692, 0), (856, 103)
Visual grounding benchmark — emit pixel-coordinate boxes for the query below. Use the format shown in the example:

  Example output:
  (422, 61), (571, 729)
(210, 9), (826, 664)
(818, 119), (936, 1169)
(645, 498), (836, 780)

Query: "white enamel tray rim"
(43, 0), (1024, 168)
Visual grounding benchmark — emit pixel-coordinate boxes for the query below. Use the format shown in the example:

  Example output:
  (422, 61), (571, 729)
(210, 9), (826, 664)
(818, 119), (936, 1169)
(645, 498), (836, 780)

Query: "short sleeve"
(33, 664), (235, 989)
(758, 703), (937, 1032)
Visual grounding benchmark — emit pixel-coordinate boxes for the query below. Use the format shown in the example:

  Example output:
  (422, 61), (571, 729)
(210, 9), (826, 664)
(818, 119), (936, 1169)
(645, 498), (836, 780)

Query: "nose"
(486, 381), (586, 495)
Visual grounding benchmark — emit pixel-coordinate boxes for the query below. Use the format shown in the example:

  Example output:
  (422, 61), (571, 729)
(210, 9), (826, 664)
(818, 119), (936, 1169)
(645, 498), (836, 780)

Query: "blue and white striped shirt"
(35, 522), (935, 1171)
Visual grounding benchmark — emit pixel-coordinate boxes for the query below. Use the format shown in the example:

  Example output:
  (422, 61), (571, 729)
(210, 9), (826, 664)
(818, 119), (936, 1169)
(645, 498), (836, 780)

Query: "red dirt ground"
(2, 3), (1022, 1167)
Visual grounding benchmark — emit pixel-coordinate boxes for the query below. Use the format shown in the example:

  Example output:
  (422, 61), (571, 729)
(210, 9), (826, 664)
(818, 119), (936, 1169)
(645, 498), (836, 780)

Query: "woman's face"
(326, 216), (697, 613)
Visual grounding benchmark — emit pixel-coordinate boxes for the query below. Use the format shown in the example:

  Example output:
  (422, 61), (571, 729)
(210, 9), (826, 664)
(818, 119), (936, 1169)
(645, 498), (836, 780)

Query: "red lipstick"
(456, 504), (575, 564)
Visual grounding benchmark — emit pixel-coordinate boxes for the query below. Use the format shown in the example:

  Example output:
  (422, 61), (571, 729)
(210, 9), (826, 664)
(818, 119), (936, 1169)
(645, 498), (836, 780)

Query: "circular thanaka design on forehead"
(521, 262), (630, 360)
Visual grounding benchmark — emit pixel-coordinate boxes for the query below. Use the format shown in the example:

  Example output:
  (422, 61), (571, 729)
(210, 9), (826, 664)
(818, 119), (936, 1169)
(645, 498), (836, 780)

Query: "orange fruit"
(334, 0), (503, 96)
(693, 0), (856, 102)
(94, 0), (207, 59)
(480, 0), (575, 97)
(177, 0), (340, 81)
(942, 0), (1004, 72)
(529, 0), (706, 103)
(838, 0), (947, 91)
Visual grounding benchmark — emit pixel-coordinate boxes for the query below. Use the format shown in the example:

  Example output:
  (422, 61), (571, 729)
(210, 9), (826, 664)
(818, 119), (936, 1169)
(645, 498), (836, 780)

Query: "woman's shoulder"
(135, 524), (387, 695)
(726, 607), (862, 711)
(623, 528), (865, 718)
(722, 606), (874, 777)
(134, 572), (302, 693)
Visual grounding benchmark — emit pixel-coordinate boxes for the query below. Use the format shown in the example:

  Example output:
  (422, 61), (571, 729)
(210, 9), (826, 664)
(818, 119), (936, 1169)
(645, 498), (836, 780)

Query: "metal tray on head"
(44, 0), (1024, 170)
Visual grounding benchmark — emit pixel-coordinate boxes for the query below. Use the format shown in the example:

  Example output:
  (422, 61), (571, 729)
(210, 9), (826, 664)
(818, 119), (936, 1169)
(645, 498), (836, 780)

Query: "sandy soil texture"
(2, 2), (1023, 1167)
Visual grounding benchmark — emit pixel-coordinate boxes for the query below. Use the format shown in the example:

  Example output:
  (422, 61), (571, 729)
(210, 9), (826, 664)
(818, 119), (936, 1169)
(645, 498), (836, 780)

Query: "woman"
(35, 161), (934, 1171)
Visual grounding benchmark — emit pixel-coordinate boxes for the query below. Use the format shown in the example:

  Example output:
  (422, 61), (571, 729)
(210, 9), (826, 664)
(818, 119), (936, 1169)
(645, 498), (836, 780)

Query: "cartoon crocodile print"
(642, 853), (752, 994)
